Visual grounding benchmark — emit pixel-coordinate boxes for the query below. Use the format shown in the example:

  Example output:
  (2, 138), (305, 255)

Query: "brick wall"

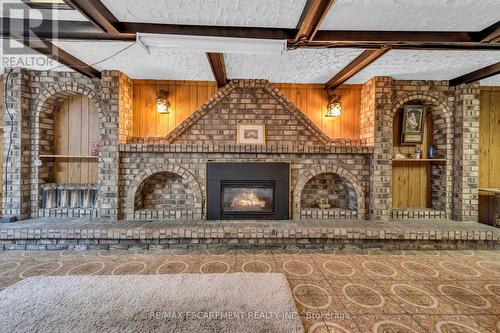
(453, 83), (480, 221)
(2, 68), (31, 219)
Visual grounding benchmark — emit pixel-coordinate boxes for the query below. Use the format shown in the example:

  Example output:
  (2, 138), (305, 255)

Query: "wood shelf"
(39, 155), (99, 159)
(392, 159), (446, 163)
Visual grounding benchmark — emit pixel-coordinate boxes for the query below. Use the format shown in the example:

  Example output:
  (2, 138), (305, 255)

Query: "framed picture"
(237, 124), (266, 145)
(401, 105), (425, 145)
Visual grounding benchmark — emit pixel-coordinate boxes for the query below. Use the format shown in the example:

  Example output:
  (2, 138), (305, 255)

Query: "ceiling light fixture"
(137, 33), (287, 55)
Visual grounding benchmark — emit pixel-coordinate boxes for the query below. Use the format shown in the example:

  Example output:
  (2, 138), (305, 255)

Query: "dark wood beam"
(65, 0), (120, 35)
(206, 53), (227, 87)
(13, 36), (101, 78)
(449, 62), (500, 86)
(325, 47), (390, 89)
(117, 22), (295, 40)
(479, 21), (500, 43)
(295, 0), (335, 41)
(314, 30), (479, 44)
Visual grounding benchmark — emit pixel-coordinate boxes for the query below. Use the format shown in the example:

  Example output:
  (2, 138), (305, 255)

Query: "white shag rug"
(0, 273), (304, 333)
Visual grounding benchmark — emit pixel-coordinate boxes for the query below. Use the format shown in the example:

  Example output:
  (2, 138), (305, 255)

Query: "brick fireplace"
(2, 70), (480, 223)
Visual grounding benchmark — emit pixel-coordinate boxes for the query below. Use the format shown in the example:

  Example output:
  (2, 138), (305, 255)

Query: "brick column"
(99, 71), (132, 220)
(361, 77), (393, 220)
(2, 68), (31, 219)
(453, 83), (480, 221)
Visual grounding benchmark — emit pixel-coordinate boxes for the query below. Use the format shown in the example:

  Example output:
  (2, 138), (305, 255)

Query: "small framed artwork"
(401, 105), (425, 145)
(237, 124), (266, 145)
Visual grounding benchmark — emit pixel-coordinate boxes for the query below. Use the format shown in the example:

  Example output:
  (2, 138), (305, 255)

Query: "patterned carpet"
(1, 249), (499, 333)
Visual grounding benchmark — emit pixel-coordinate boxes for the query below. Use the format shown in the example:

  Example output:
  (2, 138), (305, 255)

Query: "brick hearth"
(0, 218), (498, 251)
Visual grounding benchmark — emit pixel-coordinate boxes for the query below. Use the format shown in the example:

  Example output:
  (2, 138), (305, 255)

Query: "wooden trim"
(450, 62), (500, 86)
(295, 0), (335, 41)
(325, 47), (390, 89)
(132, 80), (217, 86)
(65, 0), (120, 35)
(206, 53), (228, 88)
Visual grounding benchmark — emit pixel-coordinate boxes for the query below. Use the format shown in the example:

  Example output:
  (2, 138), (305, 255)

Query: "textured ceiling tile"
(52, 41), (214, 80)
(347, 50), (500, 83)
(0, 0), (88, 21)
(225, 48), (364, 83)
(480, 74), (500, 86)
(101, 0), (307, 28)
(321, 0), (500, 31)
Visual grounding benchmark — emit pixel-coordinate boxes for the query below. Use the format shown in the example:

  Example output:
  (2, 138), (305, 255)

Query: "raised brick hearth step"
(1, 219), (498, 251)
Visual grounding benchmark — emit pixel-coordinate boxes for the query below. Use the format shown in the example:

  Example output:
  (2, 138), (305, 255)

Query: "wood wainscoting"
(392, 108), (434, 208)
(274, 83), (361, 139)
(479, 87), (500, 225)
(53, 95), (99, 184)
(133, 80), (218, 137)
(132, 80), (362, 139)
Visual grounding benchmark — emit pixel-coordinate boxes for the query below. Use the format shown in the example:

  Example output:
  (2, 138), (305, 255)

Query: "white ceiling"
(320, 0), (500, 31)
(480, 74), (500, 86)
(347, 50), (500, 83)
(0, 38), (69, 73)
(100, 0), (307, 28)
(225, 48), (364, 83)
(0, 0), (88, 21)
(52, 40), (214, 80)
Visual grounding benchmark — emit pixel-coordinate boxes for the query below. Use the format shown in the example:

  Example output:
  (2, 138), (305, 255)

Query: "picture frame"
(236, 124), (266, 145)
(401, 105), (425, 145)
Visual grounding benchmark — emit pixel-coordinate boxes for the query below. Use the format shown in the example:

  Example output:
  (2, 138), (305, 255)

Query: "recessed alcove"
(133, 171), (198, 220)
(391, 100), (450, 219)
(37, 94), (100, 218)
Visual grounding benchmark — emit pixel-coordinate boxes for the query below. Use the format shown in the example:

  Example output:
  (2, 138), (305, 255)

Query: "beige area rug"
(0, 273), (304, 333)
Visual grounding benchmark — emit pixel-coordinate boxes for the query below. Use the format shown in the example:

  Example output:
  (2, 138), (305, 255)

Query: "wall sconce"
(156, 90), (171, 114)
(326, 91), (342, 117)
(326, 102), (342, 117)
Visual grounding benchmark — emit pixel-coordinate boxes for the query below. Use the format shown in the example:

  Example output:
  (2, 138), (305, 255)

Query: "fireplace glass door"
(221, 181), (275, 217)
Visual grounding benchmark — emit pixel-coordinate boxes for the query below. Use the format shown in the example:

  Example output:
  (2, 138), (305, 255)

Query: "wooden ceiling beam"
(12, 36), (101, 78)
(314, 30), (479, 43)
(206, 53), (228, 87)
(295, 0), (335, 42)
(65, 0), (120, 35)
(449, 62), (500, 86)
(325, 47), (390, 89)
(479, 21), (500, 43)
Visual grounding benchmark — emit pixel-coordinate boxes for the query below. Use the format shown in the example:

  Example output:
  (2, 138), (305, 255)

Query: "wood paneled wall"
(54, 95), (99, 184)
(133, 80), (218, 137)
(0, 77), (3, 207)
(479, 87), (500, 224)
(132, 81), (362, 139)
(275, 83), (361, 139)
(392, 109), (433, 208)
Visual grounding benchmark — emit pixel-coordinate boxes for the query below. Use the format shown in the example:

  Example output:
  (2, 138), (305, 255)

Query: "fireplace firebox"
(207, 163), (289, 220)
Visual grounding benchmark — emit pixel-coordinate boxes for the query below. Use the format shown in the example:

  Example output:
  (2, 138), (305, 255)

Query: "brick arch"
(33, 82), (106, 123)
(293, 165), (365, 219)
(389, 91), (452, 122)
(387, 91), (453, 218)
(30, 82), (105, 217)
(124, 164), (203, 219)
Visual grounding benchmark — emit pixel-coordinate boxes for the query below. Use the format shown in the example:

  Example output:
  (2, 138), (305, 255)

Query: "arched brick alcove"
(124, 164), (203, 220)
(30, 82), (105, 217)
(293, 165), (366, 219)
(387, 91), (453, 219)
